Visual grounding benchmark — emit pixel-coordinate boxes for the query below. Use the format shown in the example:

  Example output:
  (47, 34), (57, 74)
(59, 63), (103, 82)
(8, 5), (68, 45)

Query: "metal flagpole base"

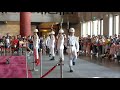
(31, 61), (39, 72)
(40, 49), (42, 77)
(59, 58), (63, 78)
(6, 59), (10, 64)
(33, 68), (39, 71)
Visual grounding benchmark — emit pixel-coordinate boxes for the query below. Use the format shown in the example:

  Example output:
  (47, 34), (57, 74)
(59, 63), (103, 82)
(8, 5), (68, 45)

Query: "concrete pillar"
(20, 12), (31, 37)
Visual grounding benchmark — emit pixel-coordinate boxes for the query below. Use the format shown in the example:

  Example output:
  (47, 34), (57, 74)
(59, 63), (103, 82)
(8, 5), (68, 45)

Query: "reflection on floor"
(79, 54), (120, 72)
(1, 53), (120, 78)
(28, 54), (120, 78)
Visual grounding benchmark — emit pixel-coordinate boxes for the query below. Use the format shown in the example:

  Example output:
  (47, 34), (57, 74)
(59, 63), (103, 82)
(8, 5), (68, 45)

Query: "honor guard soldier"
(46, 32), (51, 56)
(33, 29), (40, 66)
(65, 28), (79, 72)
(57, 28), (66, 61)
(49, 31), (56, 60)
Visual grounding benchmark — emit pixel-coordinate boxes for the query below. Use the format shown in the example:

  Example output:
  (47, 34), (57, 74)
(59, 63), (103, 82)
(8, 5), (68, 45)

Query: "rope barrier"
(0, 46), (29, 56)
(0, 47), (19, 51)
(40, 62), (59, 78)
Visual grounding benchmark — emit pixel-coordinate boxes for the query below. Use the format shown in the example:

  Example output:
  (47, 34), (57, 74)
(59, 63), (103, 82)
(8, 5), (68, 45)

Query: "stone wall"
(0, 21), (36, 37)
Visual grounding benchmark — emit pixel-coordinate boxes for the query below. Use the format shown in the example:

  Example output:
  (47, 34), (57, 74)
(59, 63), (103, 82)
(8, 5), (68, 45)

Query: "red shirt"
(12, 39), (19, 45)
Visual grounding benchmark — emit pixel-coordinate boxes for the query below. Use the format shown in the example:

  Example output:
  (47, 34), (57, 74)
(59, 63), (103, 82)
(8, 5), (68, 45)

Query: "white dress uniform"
(65, 28), (79, 72)
(57, 29), (65, 61)
(46, 35), (51, 55)
(33, 29), (40, 65)
(46, 36), (50, 48)
(49, 31), (55, 60)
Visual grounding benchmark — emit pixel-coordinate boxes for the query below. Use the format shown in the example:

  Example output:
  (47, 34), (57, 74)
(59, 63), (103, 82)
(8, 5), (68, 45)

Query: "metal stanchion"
(20, 47), (22, 56)
(32, 49), (38, 71)
(25, 52), (29, 78)
(3, 47), (5, 56)
(0, 47), (1, 56)
(60, 58), (63, 78)
(6, 48), (8, 56)
(10, 47), (12, 56)
(0, 47), (2, 56)
(40, 49), (42, 77)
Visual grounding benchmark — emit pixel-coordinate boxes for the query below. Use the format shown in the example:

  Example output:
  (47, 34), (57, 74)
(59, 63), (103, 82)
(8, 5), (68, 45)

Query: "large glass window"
(87, 21), (91, 35)
(101, 19), (103, 35)
(90, 21), (93, 37)
(83, 22), (87, 37)
(97, 20), (100, 35)
(81, 19), (103, 37)
(115, 15), (119, 35)
(93, 20), (98, 36)
(109, 14), (113, 36)
(81, 23), (83, 36)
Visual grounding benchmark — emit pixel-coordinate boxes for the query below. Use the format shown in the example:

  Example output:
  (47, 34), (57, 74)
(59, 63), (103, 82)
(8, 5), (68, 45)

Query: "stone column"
(20, 12), (31, 37)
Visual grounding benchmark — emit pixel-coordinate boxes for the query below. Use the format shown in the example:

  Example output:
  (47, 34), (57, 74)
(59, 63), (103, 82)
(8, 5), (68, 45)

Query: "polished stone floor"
(1, 51), (120, 78)
(27, 54), (120, 78)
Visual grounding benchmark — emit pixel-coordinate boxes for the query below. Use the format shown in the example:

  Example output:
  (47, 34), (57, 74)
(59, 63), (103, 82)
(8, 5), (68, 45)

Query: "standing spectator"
(5, 33), (11, 48)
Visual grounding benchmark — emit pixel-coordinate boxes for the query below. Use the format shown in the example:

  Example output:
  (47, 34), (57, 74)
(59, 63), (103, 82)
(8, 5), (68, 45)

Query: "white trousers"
(50, 47), (55, 56)
(34, 47), (39, 59)
(58, 49), (64, 61)
(68, 47), (77, 67)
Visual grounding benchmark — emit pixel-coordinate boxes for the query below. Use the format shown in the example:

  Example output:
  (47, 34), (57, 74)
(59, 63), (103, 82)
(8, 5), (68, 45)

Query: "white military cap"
(51, 31), (55, 34)
(59, 28), (64, 33)
(69, 28), (75, 32)
(34, 29), (38, 32)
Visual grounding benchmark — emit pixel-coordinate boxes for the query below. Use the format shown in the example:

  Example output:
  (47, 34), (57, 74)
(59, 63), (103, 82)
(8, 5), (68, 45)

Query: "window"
(81, 23), (83, 36)
(90, 21), (93, 37)
(93, 20), (98, 36)
(87, 21), (91, 35)
(81, 19), (103, 37)
(100, 19), (103, 35)
(109, 14), (113, 36)
(98, 20), (100, 35)
(83, 22), (87, 37)
(114, 15), (119, 35)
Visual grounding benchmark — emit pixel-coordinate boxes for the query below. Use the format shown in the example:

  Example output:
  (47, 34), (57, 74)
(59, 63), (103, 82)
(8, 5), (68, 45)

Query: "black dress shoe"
(70, 69), (73, 72)
(50, 57), (55, 60)
(73, 62), (75, 65)
(49, 54), (51, 57)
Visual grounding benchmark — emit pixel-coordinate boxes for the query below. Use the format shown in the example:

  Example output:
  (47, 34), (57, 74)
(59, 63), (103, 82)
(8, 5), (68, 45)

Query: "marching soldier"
(57, 28), (66, 61)
(49, 31), (56, 60)
(46, 32), (51, 56)
(33, 29), (40, 66)
(65, 28), (79, 72)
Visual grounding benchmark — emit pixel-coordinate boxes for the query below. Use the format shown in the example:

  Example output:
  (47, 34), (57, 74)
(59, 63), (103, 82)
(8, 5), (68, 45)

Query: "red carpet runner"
(0, 56), (32, 78)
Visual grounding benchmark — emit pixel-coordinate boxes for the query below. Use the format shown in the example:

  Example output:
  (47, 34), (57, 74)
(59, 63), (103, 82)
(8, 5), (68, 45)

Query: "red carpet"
(0, 56), (32, 78)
